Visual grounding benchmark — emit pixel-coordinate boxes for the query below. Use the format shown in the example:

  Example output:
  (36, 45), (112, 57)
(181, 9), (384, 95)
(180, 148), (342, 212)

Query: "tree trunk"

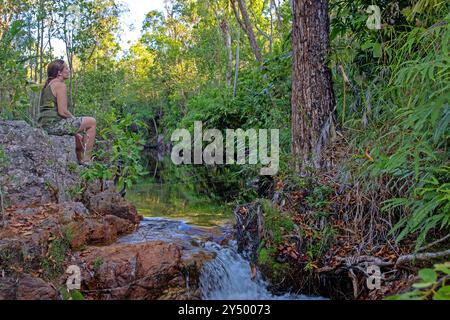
(291, 0), (336, 173)
(39, 6), (45, 83)
(47, 14), (53, 53)
(272, 0), (283, 38)
(35, 16), (40, 83)
(220, 19), (233, 86)
(233, 26), (241, 97)
(231, 0), (262, 63)
(248, 3), (272, 54)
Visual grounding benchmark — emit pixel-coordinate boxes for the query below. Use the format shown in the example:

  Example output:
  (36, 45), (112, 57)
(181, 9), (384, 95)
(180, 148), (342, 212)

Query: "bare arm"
(53, 82), (74, 118)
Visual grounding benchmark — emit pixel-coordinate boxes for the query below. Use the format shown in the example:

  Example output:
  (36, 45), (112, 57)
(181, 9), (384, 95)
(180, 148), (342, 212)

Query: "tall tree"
(210, 1), (233, 86)
(220, 18), (233, 86)
(230, 0), (262, 63)
(291, 0), (336, 173)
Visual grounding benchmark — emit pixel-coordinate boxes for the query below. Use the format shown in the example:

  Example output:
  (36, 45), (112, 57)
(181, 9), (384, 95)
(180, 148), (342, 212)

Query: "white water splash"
(200, 241), (322, 300)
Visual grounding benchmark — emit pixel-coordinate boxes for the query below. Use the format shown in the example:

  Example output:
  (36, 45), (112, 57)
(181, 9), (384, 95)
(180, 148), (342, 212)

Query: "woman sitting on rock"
(38, 59), (96, 166)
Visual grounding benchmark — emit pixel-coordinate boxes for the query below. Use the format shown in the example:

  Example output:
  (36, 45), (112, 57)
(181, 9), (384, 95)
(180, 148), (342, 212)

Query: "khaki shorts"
(44, 117), (83, 136)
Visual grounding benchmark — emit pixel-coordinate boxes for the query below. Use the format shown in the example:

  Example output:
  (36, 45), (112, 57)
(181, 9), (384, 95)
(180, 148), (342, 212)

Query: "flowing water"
(124, 179), (322, 300)
(199, 241), (316, 300)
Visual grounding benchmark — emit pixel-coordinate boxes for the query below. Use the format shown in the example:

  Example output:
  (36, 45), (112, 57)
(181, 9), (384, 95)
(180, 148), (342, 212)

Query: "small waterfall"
(119, 217), (322, 300)
(200, 241), (317, 300)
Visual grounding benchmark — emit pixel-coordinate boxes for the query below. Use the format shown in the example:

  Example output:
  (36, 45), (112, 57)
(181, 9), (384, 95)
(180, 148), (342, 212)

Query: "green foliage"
(60, 288), (85, 300)
(332, 1), (450, 249)
(257, 246), (284, 271)
(0, 19), (30, 121)
(256, 242), (290, 281)
(92, 256), (103, 272)
(66, 184), (84, 201)
(260, 199), (294, 246)
(369, 21), (449, 246)
(103, 111), (148, 191)
(305, 184), (333, 210)
(80, 160), (112, 183)
(41, 236), (71, 280)
(67, 162), (78, 173)
(81, 110), (148, 192)
(0, 146), (9, 170)
(255, 200), (296, 279)
(1, 0), (449, 294)
(305, 225), (336, 266)
(386, 262), (450, 300)
(383, 166), (450, 250)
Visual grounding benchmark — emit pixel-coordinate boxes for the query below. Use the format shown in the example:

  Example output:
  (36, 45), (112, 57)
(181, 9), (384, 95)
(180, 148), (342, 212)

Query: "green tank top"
(37, 84), (62, 127)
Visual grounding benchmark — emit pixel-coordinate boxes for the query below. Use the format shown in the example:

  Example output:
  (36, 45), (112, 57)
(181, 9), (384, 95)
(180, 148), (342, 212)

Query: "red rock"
(87, 191), (141, 224)
(80, 241), (201, 300)
(0, 275), (59, 300)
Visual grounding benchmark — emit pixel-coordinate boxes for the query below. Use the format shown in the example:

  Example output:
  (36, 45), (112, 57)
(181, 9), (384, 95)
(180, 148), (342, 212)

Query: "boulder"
(79, 241), (204, 300)
(0, 120), (80, 206)
(15, 275), (59, 300)
(0, 275), (59, 300)
(87, 191), (141, 224)
(0, 202), (138, 256)
(0, 120), (204, 301)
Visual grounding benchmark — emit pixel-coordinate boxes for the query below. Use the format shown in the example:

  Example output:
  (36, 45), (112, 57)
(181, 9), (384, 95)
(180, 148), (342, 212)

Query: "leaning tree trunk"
(231, 0), (262, 63)
(291, 0), (336, 173)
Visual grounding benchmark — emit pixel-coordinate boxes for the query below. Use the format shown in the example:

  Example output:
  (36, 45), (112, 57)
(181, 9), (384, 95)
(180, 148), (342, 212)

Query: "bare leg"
(75, 134), (84, 162)
(76, 117), (96, 161)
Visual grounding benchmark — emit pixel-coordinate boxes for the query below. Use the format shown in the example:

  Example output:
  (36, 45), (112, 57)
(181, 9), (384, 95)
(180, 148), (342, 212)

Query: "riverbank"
(232, 174), (450, 300)
(0, 121), (211, 300)
(0, 120), (308, 300)
(1, 120), (448, 300)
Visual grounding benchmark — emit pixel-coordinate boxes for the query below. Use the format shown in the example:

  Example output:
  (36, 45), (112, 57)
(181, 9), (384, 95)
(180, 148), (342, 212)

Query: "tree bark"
(233, 26), (241, 97)
(291, 0), (336, 173)
(63, 10), (74, 110)
(249, 3), (272, 54)
(35, 14), (40, 83)
(231, 0), (262, 63)
(39, 0), (45, 83)
(272, 0), (283, 38)
(220, 19), (233, 86)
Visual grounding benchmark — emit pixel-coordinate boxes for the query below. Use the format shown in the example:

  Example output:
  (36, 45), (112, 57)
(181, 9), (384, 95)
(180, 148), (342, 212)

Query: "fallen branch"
(323, 249), (450, 272)
(336, 255), (394, 268)
(396, 249), (450, 266)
